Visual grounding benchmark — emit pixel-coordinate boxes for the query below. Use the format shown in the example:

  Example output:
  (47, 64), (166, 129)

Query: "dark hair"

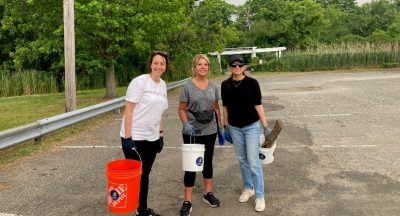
(147, 51), (169, 72)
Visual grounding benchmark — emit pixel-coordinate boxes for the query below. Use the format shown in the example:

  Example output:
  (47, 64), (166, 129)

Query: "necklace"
(232, 79), (243, 88)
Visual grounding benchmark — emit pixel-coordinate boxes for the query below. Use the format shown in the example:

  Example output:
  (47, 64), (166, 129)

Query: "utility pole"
(63, 0), (76, 112)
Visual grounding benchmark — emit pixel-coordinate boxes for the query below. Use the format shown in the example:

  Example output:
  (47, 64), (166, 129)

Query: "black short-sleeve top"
(221, 76), (262, 128)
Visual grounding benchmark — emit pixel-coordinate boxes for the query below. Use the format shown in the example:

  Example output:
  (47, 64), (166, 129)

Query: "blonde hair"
(192, 54), (210, 77)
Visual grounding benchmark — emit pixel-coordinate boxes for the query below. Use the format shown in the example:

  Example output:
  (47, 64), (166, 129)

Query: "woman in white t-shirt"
(120, 51), (168, 216)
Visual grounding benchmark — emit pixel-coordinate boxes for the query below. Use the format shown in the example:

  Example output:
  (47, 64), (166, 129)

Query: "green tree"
(368, 29), (392, 43)
(0, 0), (63, 72)
(357, 0), (400, 37)
(241, 0), (325, 49)
(319, 5), (352, 43)
(387, 20), (400, 40)
(75, 0), (188, 98)
(315, 0), (358, 11)
(189, 0), (239, 52)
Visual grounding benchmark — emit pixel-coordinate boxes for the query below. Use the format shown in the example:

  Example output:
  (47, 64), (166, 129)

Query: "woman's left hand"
(157, 137), (164, 153)
(264, 127), (272, 141)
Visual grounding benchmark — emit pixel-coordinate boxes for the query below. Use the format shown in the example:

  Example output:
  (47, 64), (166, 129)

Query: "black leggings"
(121, 138), (159, 214)
(183, 133), (217, 187)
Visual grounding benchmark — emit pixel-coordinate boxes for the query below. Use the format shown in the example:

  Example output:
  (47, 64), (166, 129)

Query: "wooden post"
(63, 0), (76, 112)
(217, 54), (222, 74)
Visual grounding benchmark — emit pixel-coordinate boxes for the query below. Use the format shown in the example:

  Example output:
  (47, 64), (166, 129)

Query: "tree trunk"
(104, 61), (117, 99)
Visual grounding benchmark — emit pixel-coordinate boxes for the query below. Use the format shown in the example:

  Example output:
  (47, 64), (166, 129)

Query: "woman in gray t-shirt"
(178, 54), (222, 215)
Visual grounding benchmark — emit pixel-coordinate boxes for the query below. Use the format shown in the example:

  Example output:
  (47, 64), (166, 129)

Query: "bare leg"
(184, 187), (193, 202)
(204, 178), (213, 193)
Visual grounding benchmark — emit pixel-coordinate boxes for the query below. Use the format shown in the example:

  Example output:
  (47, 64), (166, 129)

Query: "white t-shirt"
(120, 74), (168, 141)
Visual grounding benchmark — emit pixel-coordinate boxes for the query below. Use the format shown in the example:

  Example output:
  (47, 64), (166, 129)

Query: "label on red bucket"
(108, 183), (128, 208)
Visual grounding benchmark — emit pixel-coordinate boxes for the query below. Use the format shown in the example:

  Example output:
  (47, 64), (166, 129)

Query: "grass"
(0, 112), (117, 167)
(0, 87), (128, 131)
(0, 85), (129, 167)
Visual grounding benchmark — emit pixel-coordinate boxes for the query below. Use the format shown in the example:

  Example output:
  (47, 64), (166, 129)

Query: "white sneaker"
(254, 198), (265, 212)
(239, 189), (255, 203)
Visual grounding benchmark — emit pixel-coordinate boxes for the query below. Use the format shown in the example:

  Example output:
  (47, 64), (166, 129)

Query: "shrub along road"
(1, 70), (400, 216)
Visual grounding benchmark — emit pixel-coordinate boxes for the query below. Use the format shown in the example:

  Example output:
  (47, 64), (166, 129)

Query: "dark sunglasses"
(230, 63), (245, 68)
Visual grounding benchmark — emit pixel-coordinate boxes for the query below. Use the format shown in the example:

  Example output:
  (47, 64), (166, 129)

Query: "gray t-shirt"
(180, 80), (220, 136)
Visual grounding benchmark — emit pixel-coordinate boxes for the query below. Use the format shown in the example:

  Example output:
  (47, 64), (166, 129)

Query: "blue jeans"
(229, 121), (264, 198)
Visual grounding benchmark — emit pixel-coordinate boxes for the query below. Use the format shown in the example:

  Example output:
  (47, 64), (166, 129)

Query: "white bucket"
(181, 144), (205, 172)
(259, 134), (277, 165)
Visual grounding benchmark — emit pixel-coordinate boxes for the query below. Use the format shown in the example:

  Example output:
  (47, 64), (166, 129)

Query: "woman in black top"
(221, 54), (271, 212)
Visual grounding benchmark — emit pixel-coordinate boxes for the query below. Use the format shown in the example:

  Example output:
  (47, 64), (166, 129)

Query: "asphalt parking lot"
(1, 70), (400, 216)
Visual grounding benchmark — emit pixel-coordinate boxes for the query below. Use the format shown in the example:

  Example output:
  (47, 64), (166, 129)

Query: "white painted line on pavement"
(62, 145), (119, 149)
(61, 145), (234, 149)
(62, 145), (306, 149)
(0, 213), (19, 216)
(280, 145), (309, 148)
(322, 144), (376, 148)
(285, 113), (352, 118)
(62, 144), (376, 150)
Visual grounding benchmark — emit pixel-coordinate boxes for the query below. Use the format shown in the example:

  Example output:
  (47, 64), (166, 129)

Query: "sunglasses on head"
(230, 63), (245, 68)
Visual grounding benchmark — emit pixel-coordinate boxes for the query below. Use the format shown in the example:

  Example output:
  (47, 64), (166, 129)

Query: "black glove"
(157, 137), (164, 153)
(122, 137), (136, 150)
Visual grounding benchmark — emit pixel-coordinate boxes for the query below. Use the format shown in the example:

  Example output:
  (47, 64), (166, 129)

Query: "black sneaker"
(136, 208), (160, 216)
(179, 201), (192, 216)
(203, 192), (220, 207)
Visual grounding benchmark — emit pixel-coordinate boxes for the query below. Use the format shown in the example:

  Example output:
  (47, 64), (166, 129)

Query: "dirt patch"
(0, 182), (11, 190)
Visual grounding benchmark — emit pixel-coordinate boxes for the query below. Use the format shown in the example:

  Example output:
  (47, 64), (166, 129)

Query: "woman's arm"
(159, 117), (164, 137)
(222, 106), (229, 127)
(255, 104), (268, 128)
(178, 102), (188, 123)
(213, 100), (222, 127)
(124, 101), (135, 138)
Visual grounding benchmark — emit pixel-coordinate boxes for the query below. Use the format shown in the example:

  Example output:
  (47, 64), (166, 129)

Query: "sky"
(225, 0), (372, 6)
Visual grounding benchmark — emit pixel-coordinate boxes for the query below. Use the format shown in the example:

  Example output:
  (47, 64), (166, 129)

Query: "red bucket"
(106, 159), (142, 214)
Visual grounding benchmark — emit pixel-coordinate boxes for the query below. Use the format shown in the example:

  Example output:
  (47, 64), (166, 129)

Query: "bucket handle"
(132, 148), (142, 162)
(190, 135), (196, 144)
(131, 148), (143, 170)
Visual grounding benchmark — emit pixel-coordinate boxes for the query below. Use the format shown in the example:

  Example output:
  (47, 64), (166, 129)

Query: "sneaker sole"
(255, 208), (266, 212)
(239, 192), (255, 203)
(202, 198), (220, 208)
(239, 195), (254, 203)
(179, 206), (192, 216)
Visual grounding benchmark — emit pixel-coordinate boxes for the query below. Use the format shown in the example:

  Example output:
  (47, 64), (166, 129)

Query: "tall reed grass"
(0, 70), (58, 97)
(252, 42), (400, 72)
